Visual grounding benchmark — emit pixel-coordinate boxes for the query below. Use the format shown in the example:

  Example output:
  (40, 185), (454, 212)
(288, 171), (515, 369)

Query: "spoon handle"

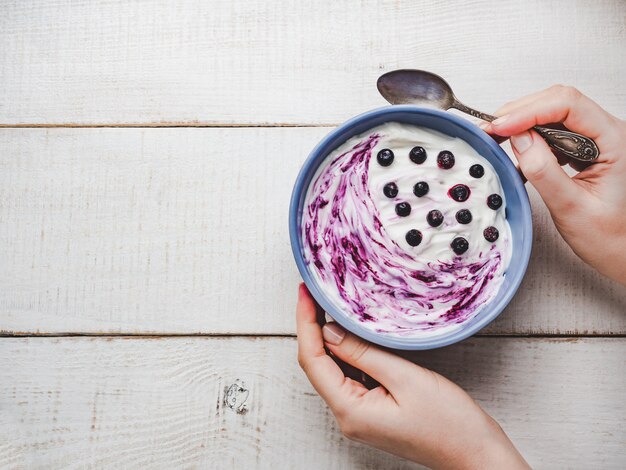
(531, 127), (599, 162)
(451, 100), (599, 162)
(452, 100), (497, 122)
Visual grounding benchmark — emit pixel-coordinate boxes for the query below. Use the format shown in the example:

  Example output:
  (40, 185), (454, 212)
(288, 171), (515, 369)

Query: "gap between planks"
(0, 123), (337, 128)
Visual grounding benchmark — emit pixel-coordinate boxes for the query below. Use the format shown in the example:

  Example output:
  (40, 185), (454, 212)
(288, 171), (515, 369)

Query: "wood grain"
(1, 2), (624, 469)
(0, 128), (624, 336)
(0, 0), (625, 125)
(0, 337), (624, 469)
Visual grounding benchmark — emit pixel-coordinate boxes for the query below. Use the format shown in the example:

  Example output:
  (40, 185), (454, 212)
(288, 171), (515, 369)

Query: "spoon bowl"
(377, 69), (455, 109)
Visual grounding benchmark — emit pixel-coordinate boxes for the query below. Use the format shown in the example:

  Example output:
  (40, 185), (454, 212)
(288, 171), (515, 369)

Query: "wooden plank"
(1, 0), (625, 125)
(1, 128), (625, 336)
(0, 337), (624, 469)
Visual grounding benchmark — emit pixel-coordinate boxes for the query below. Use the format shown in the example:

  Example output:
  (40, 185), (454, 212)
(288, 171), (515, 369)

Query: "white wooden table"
(1, 1), (625, 468)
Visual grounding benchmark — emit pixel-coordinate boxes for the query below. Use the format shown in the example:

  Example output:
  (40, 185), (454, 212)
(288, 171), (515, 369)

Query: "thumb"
(322, 322), (421, 398)
(510, 130), (578, 214)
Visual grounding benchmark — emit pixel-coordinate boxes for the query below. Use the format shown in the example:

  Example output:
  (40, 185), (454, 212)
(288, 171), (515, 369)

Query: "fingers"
(492, 87), (550, 117)
(296, 284), (365, 410)
(510, 130), (580, 215)
(478, 91), (541, 140)
(322, 322), (423, 401)
(479, 124), (508, 144)
(488, 85), (617, 145)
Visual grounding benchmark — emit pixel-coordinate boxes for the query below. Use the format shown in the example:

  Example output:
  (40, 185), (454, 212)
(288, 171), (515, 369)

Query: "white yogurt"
(301, 122), (512, 337)
(369, 122), (510, 261)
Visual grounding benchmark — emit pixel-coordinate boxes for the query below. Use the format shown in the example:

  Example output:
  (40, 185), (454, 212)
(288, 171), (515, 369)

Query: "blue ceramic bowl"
(289, 106), (532, 350)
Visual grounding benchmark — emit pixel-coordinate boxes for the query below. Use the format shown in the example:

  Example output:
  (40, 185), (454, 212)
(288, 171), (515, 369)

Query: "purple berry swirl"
(301, 123), (512, 337)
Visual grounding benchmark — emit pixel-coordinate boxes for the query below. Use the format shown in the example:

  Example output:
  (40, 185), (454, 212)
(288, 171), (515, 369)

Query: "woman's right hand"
(296, 284), (530, 470)
(481, 85), (626, 286)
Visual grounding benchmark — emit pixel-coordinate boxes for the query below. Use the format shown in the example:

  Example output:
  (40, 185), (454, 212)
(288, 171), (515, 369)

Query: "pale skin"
(296, 86), (626, 468)
(484, 85), (626, 286)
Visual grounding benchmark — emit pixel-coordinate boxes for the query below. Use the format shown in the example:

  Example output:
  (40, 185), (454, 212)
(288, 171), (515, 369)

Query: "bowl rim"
(289, 105), (533, 350)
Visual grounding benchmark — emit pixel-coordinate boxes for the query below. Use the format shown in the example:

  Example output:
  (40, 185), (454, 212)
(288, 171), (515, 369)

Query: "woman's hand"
(482, 85), (626, 285)
(296, 284), (530, 469)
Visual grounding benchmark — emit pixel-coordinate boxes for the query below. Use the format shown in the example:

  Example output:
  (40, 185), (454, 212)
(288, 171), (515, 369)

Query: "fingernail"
(511, 132), (533, 153)
(492, 115), (509, 126)
(322, 322), (346, 345)
(478, 121), (491, 131)
(298, 283), (308, 300)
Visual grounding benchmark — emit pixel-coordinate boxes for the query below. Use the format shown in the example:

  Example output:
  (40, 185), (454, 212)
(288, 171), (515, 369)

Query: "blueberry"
(395, 202), (411, 217)
(409, 146), (427, 164)
(469, 164), (484, 178)
(413, 181), (430, 198)
(487, 194), (503, 210)
(449, 184), (470, 202)
(483, 226), (499, 242)
(377, 148), (394, 167)
(437, 150), (455, 169)
(383, 182), (398, 198)
(455, 209), (473, 224)
(451, 237), (469, 255)
(427, 210), (444, 227)
(405, 229), (423, 247)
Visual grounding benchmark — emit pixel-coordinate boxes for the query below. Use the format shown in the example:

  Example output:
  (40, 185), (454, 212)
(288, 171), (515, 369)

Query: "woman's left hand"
(296, 283), (529, 469)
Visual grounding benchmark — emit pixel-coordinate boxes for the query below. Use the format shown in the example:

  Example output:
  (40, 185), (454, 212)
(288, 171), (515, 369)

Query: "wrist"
(429, 413), (529, 470)
(461, 415), (530, 470)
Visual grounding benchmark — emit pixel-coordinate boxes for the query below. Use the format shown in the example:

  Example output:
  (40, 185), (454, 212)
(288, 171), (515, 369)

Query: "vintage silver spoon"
(377, 69), (599, 162)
